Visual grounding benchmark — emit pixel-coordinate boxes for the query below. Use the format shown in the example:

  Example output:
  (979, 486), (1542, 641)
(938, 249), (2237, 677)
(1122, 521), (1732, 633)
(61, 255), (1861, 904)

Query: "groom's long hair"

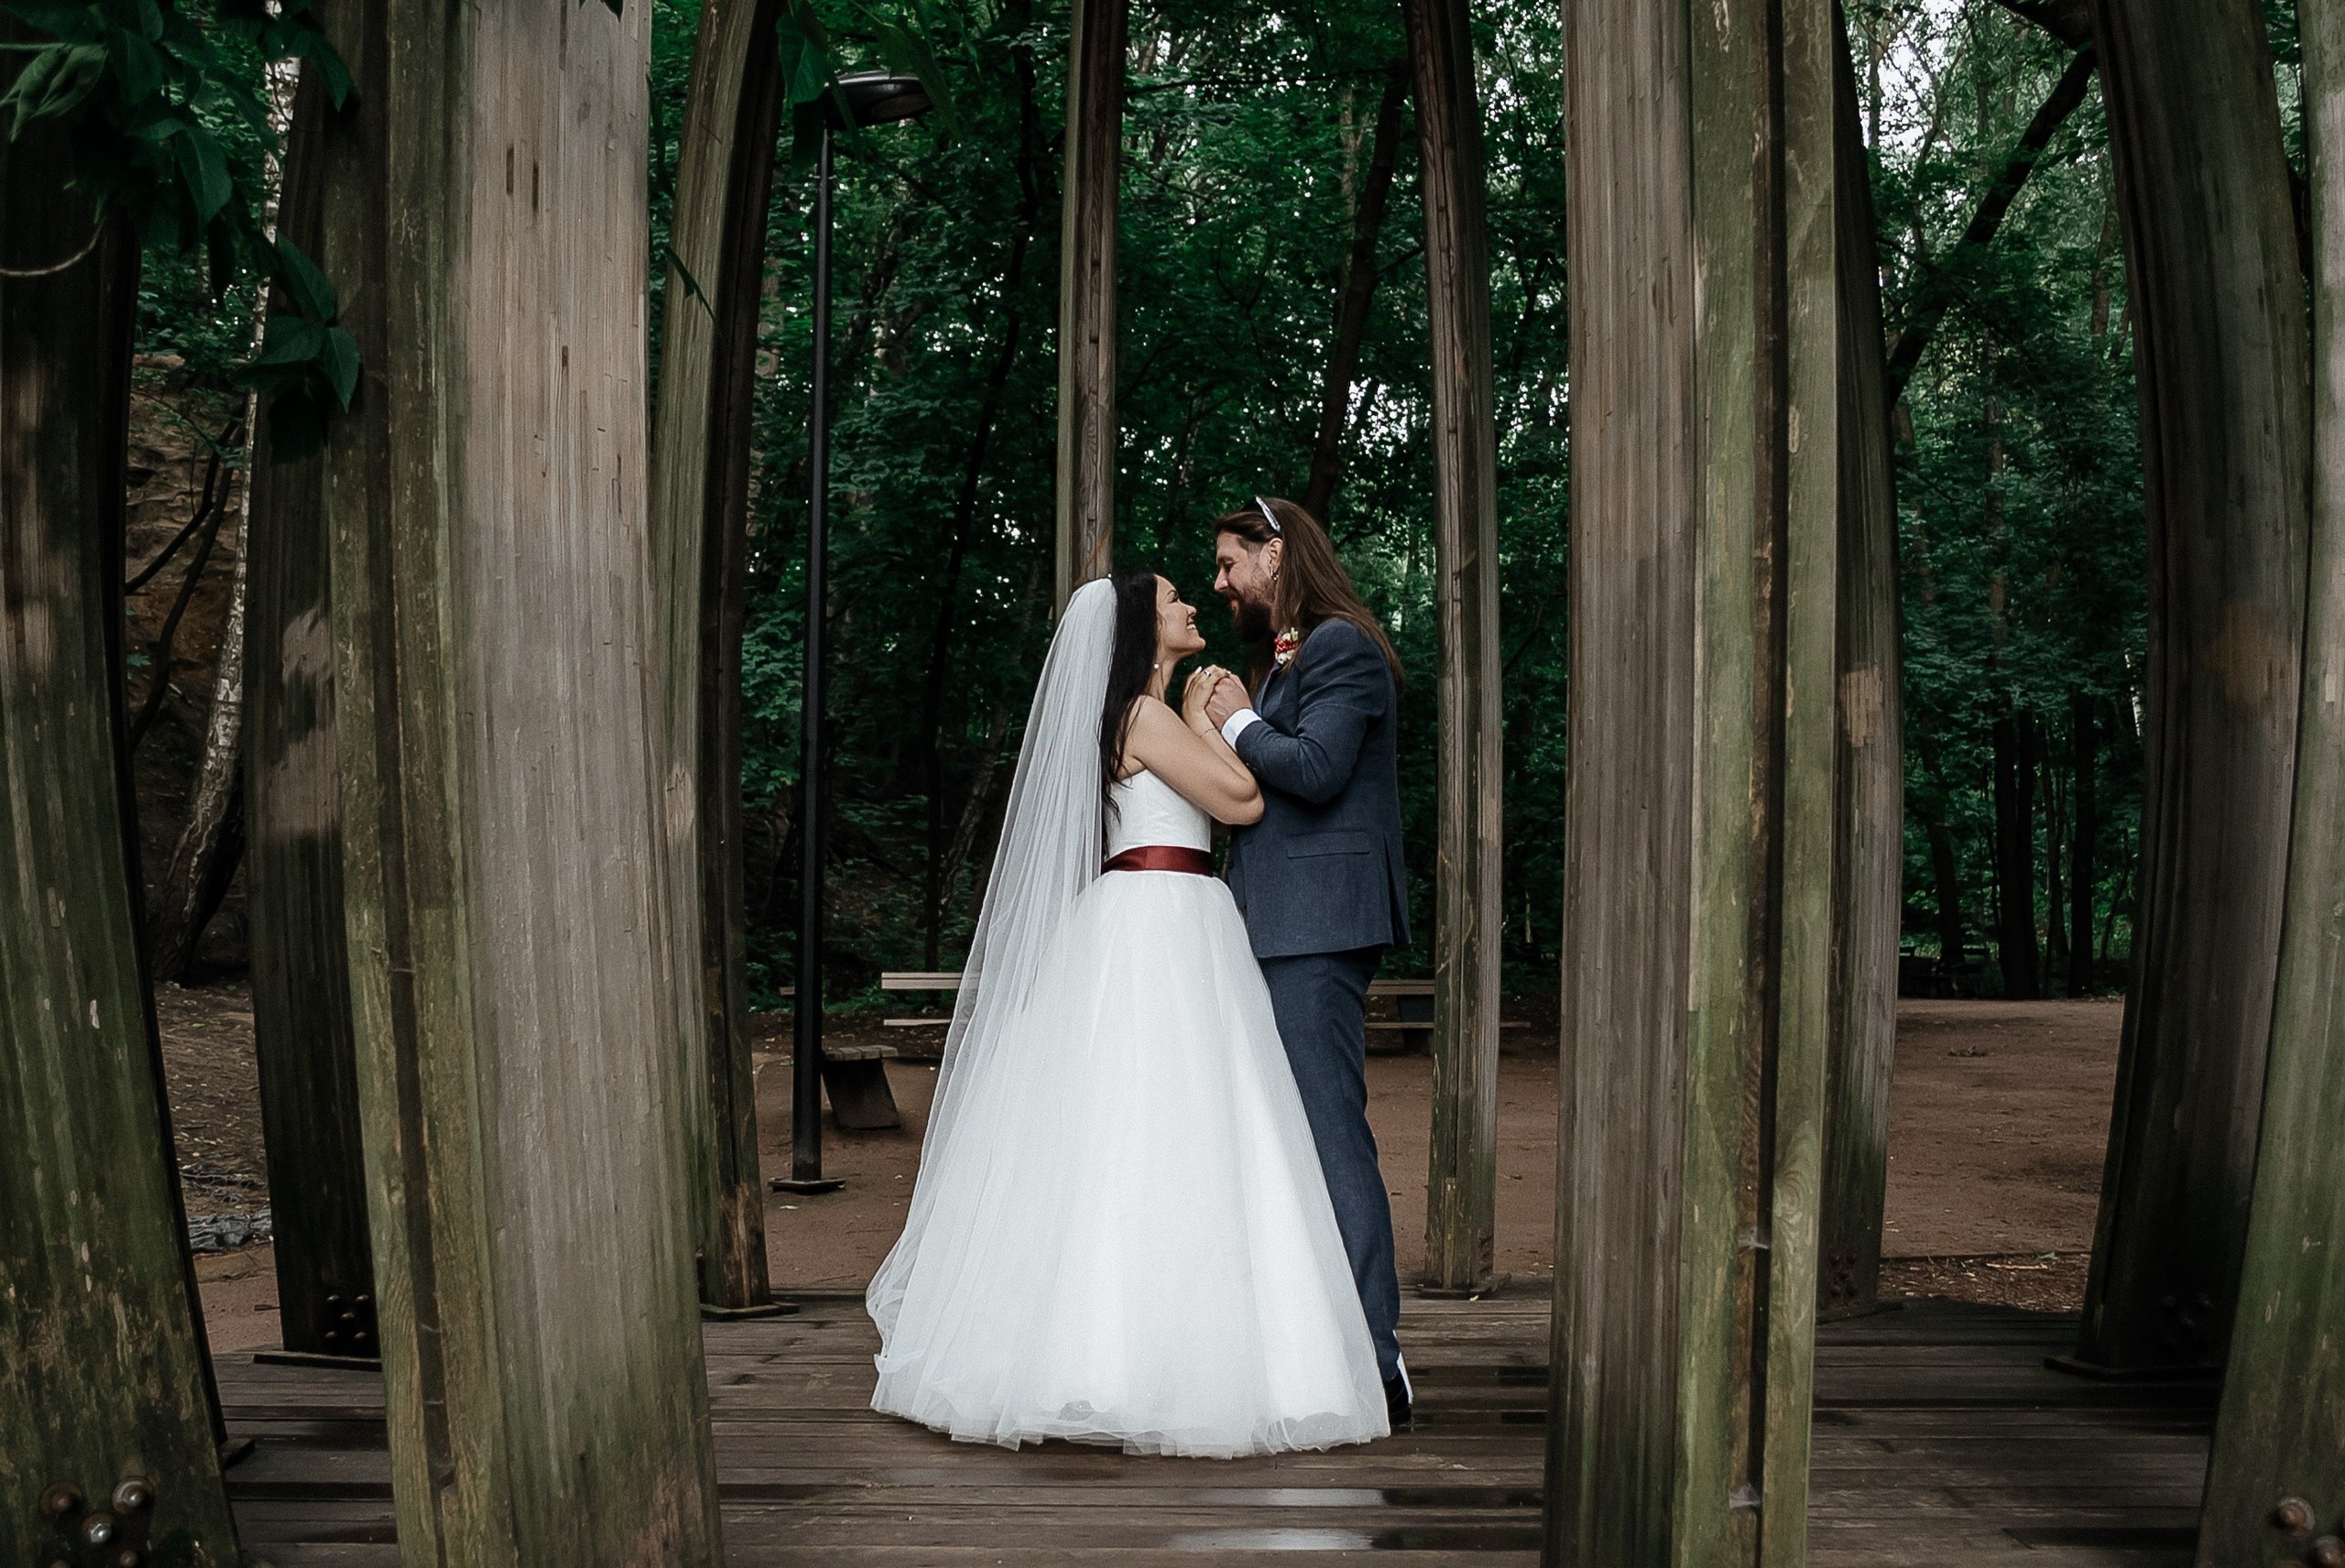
(1215, 496), (1402, 692)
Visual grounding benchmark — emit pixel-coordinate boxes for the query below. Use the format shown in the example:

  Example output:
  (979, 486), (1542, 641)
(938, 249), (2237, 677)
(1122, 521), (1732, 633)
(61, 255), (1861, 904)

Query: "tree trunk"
(2043, 753), (2069, 985)
(1817, 4), (1904, 1325)
(2196, 0), (2345, 1548)
(2067, 689), (2098, 995)
(649, 0), (783, 1313)
(0, 38), (240, 1559)
(2077, 0), (2309, 1375)
(1054, 0), (1124, 605)
(242, 70), (376, 1364)
(925, 10), (1044, 970)
(1402, 0), (1503, 1299)
(318, 3), (724, 1559)
(1303, 62), (1407, 523)
(1925, 817), (1963, 964)
(150, 63), (305, 984)
(1913, 728), (1967, 965)
(147, 452), (249, 982)
(1991, 708), (2041, 997)
(1547, 0), (1839, 1559)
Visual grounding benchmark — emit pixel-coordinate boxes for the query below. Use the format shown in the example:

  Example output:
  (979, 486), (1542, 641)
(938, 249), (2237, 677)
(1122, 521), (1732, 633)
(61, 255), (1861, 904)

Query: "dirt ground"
(178, 994), (2125, 1347)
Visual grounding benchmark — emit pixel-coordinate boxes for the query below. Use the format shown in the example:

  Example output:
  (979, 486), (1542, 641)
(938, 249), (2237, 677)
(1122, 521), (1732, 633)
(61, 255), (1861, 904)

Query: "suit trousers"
(1258, 944), (1401, 1381)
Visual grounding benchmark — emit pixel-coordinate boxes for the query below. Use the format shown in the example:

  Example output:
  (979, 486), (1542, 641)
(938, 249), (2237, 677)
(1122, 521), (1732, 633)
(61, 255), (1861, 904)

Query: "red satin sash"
(1103, 845), (1215, 876)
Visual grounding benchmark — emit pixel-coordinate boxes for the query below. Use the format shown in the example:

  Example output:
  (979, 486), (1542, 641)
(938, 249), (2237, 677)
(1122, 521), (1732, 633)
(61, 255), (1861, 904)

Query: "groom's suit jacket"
(1226, 617), (1411, 960)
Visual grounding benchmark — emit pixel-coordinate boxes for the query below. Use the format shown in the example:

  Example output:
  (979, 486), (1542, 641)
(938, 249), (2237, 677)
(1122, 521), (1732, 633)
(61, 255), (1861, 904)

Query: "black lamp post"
(774, 72), (934, 1196)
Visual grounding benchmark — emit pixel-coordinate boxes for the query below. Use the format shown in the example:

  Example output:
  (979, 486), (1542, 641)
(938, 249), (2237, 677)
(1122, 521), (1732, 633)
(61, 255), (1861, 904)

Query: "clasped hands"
(1182, 666), (1250, 730)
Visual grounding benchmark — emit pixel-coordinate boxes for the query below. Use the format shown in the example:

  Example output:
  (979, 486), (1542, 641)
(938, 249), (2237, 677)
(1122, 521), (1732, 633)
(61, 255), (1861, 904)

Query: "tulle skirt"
(866, 868), (1390, 1457)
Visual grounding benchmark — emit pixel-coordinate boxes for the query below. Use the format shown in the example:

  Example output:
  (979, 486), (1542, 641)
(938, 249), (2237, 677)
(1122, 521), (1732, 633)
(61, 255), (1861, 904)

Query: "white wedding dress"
(867, 583), (1388, 1458)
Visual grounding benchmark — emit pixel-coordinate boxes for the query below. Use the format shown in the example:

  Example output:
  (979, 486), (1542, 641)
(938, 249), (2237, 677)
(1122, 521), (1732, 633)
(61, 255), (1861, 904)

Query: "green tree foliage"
(1855, 1), (2150, 994)
(92, 0), (2187, 1011)
(656, 0), (1569, 1000)
(4, 0), (354, 451)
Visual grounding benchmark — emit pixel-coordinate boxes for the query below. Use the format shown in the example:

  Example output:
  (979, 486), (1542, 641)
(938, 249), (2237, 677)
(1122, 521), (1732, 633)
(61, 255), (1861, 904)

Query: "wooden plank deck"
(217, 1291), (2215, 1565)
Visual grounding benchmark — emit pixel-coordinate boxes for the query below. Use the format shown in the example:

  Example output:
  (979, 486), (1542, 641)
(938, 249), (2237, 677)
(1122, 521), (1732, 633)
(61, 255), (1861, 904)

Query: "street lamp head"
(829, 71), (934, 130)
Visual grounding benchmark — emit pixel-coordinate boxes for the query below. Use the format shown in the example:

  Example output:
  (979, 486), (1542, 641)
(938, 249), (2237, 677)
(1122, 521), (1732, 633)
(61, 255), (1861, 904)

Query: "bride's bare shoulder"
(1115, 695), (1183, 778)
(1123, 692), (1179, 726)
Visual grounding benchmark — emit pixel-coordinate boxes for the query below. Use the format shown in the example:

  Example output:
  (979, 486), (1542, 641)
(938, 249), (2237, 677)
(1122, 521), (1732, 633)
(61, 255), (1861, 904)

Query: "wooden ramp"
(218, 1292), (2214, 1565)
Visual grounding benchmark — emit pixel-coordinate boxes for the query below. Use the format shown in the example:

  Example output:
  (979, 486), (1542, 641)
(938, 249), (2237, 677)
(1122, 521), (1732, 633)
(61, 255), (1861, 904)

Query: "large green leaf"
(112, 27), (161, 103)
(876, 18), (959, 137)
(322, 324), (358, 407)
(173, 119), (231, 223)
(272, 233), (338, 322)
(777, 17), (832, 108)
(2, 38), (107, 134)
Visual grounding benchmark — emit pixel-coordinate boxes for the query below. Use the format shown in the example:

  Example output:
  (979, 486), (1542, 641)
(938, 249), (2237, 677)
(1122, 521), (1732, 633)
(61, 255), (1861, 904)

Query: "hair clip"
(1253, 495), (1282, 536)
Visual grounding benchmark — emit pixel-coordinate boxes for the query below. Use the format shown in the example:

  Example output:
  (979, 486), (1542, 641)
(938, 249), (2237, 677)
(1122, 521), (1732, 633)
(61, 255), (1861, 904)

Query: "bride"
(866, 570), (1390, 1457)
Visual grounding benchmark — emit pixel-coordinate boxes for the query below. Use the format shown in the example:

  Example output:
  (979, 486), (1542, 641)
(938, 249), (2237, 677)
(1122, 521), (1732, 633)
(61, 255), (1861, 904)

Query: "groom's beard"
(1230, 594), (1274, 645)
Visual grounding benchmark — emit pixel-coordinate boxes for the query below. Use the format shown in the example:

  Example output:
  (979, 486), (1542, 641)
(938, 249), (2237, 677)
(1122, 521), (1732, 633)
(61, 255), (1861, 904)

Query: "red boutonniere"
(1272, 626), (1302, 667)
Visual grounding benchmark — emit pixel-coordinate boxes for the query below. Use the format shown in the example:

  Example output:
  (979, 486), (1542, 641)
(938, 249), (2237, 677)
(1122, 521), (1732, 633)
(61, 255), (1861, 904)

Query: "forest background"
(120, 0), (2220, 1007)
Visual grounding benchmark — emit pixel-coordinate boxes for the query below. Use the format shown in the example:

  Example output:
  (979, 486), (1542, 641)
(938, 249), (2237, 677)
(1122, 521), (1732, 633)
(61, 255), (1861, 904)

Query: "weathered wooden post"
(2195, 0), (2345, 1553)
(316, 2), (725, 1561)
(244, 72), (378, 1367)
(1816, 9), (1904, 1323)
(1055, 0), (1124, 604)
(1402, 0), (1504, 1298)
(2074, 0), (2309, 1376)
(649, 0), (785, 1315)
(1547, 0), (1839, 1560)
(1, 53), (240, 1561)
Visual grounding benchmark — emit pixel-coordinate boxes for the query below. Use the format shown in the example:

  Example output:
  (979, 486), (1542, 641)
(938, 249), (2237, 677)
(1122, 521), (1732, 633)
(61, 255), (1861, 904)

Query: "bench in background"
(879, 972), (1453, 1056)
(765, 984), (901, 1129)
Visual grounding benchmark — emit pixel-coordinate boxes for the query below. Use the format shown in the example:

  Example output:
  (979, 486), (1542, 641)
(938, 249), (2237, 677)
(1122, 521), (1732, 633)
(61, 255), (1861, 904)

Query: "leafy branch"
(2, 0), (356, 457)
(778, 0), (965, 169)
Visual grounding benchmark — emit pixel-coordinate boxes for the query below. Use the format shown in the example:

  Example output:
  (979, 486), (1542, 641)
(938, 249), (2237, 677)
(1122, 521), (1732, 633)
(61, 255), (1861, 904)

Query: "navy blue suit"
(1227, 618), (1408, 1379)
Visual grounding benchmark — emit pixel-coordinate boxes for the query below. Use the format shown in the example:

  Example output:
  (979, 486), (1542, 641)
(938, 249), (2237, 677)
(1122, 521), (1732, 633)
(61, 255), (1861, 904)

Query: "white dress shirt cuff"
(1219, 709), (1262, 748)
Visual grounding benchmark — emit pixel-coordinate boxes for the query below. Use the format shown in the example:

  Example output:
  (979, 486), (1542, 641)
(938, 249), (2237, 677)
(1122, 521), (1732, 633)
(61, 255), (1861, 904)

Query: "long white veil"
(867, 577), (1116, 1336)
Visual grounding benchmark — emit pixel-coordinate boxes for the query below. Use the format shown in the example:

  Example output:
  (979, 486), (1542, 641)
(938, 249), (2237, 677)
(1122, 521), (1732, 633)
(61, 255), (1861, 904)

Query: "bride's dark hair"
(1099, 568), (1165, 809)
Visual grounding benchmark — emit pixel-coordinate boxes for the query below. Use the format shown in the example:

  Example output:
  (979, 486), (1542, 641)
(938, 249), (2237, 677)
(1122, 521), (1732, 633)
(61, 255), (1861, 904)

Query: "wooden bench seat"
(819, 1040), (900, 1130)
(767, 1042), (901, 1129)
(878, 972), (1467, 1055)
(879, 971), (1439, 996)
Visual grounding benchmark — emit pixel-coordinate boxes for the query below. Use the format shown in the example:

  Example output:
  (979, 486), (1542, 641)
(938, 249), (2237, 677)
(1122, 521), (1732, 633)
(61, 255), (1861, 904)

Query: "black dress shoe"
(1383, 1376), (1412, 1427)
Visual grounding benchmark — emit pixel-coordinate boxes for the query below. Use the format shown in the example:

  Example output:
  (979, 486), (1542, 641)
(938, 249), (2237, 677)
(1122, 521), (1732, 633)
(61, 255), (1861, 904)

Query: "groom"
(1203, 495), (1412, 1426)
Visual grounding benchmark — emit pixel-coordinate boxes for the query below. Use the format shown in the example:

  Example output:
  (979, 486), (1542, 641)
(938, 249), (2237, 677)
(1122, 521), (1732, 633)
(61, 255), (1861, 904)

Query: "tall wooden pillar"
(1054, 0), (1124, 604)
(1816, 6), (1904, 1323)
(1547, 0), (1839, 1562)
(2196, 1), (2345, 1554)
(650, 0), (784, 1313)
(2076, 0), (2308, 1375)
(0, 58), (240, 1563)
(1402, 0), (1504, 1297)
(318, 2), (724, 1562)
(245, 71), (378, 1365)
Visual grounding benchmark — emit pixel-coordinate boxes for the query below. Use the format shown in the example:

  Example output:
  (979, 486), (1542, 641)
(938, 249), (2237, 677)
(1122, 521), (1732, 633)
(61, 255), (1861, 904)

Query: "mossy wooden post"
(316, 2), (725, 1560)
(1402, 0), (1503, 1297)
(0, 53), (240, 1563)
(2196, 0), (2345, 1553)
(1547, 0), (1838, 1561)
(2076, 0), (2309, 1376)
(1055, 0), (1124, 604)
(650, 0), (783, 1314)
(1816, 7), (1904, 1324)
(245, 71), (377, 1364)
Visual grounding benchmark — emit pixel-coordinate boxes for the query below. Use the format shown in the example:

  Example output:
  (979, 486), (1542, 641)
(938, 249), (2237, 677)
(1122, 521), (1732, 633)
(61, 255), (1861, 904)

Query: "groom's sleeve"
(1232, 622), (1388, 805)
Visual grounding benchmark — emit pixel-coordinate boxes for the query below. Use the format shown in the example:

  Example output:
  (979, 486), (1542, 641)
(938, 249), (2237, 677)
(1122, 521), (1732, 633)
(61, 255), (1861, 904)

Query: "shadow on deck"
(218, 1292), (2216, 1565)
